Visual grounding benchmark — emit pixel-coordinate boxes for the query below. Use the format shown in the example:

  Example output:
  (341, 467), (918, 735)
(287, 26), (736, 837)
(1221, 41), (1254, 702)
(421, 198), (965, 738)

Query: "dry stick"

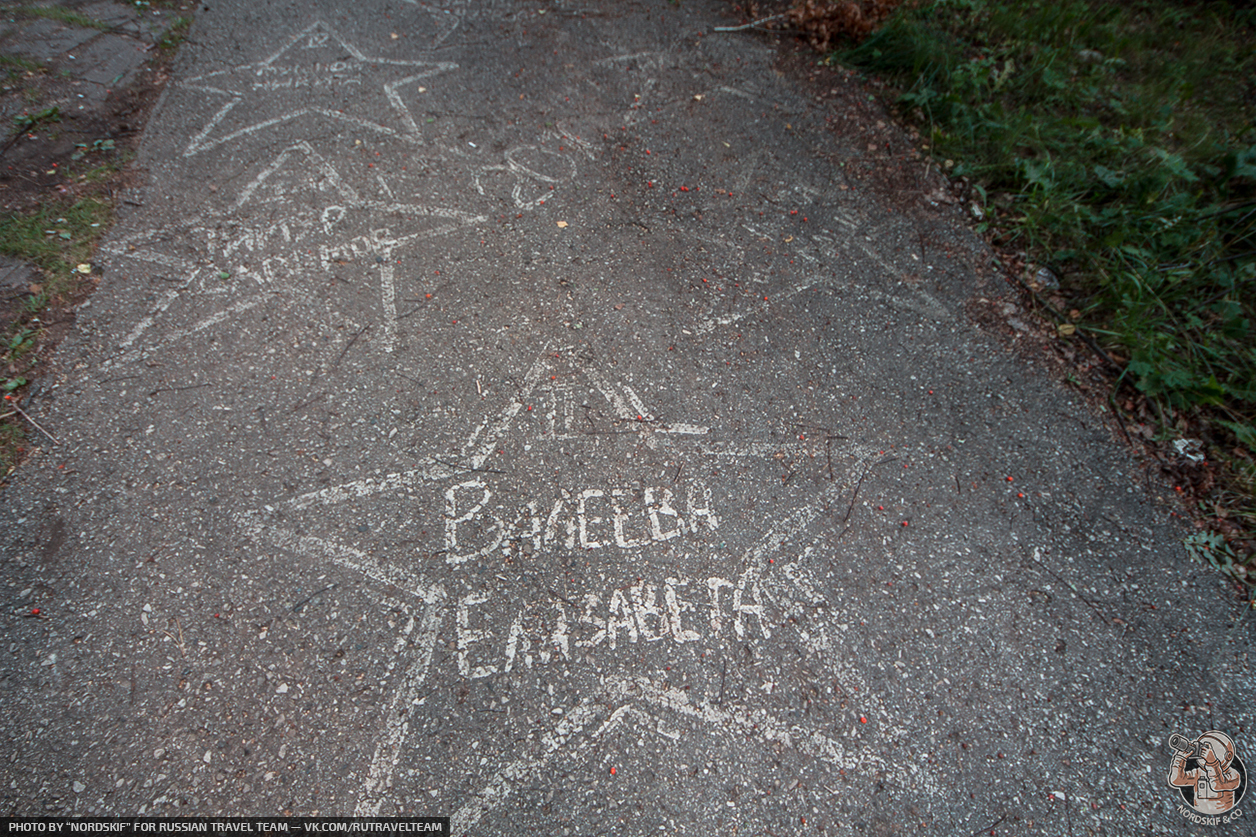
(712, 13), (786, 32)
(842, 457), (897, 526)
(291, 584), (336, 613)
(7, 400), (57, 444)
(967, 814), (1008, 837)
(334, 323), (370, 365)
(547, 588), (576, 608)
(1026, 548), (1109, 625)
(291, 392), (323, 413)
(162, 618), (188, 658)
(1001, 258), (1119, 369)
(148, 382), (212, 397)
(1107, 389), (1135, 449)
(1002, 258), (1147, 449)
(390, 370), (425, 387)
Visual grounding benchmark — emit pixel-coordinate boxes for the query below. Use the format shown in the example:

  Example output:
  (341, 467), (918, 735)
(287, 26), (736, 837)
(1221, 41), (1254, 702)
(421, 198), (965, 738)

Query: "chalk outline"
(179, 20), (457, 157)
(398, 0), (465, 49)
(99, 141), (486, 360)
(449, 675), (886, 833)
(231, 348), (880, 814)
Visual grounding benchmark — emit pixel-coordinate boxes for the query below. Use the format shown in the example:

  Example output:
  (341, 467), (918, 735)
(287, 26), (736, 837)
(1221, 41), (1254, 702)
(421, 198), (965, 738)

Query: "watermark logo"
(1167, 730), (1247, 824)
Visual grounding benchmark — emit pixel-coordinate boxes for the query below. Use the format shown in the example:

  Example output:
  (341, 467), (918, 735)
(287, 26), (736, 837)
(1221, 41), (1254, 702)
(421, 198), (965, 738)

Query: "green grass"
(0, 199), (111, 473)
(0, 54), (44, 75)
(12, 6), (110, 31)
(156, 15), (192, 53)
(834, 0), (1256, 581)
(0, 198), (111, 310)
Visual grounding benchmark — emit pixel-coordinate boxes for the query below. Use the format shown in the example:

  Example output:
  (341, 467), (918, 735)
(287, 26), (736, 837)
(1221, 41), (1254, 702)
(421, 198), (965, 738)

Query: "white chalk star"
(180, 20), (456, 156)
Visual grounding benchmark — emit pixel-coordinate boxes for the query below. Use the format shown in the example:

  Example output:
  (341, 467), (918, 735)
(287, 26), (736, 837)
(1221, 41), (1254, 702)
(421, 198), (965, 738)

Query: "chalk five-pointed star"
(179, 20), (456, 156)
(229, 348), (882, 819)
(101, 141), (485, 359)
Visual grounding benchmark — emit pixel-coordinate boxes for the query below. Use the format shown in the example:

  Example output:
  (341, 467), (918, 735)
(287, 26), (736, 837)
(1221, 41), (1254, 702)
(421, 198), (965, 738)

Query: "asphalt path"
(2, 1), (1253, 833)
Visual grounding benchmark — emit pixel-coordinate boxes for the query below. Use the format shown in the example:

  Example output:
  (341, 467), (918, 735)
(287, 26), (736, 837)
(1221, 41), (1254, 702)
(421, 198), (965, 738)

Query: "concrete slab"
(0, 0), (1251, 832)
(80, 1), (144, 29)
(75, 32), (149, 90)
(5, 18), (99, 61)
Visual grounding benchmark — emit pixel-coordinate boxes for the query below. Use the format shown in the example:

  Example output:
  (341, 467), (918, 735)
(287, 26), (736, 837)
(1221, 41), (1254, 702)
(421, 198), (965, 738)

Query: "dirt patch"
(0, 72), (161, 213)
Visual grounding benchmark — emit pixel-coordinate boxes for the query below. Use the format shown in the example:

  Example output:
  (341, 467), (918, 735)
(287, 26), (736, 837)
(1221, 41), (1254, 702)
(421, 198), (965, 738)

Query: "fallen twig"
(843, 456), (897, 526)
(292, 584), (336, 613)
(1026, 549), (1109, 625)
(161, 617), (187, 658)
(713, 13), (786, 32)
(389, 370), (425, 387)
(334, 324), (370, 365)
(6, 399), (57, 444)
(148, 382), (212, 397)
(967, 814), (1008, 837)
(291, 392), (324, 413)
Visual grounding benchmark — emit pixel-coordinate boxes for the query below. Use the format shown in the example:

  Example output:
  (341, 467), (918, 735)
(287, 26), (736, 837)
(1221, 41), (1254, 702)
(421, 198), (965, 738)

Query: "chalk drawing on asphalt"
(179, 20), (457, 157)
(229, 347), (881, 814)
(99, 142), (486, 361)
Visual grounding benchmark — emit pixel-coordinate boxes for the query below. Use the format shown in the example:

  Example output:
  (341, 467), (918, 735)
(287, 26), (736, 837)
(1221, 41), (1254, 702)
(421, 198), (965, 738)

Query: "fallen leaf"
(1057, 323), (1076, 337)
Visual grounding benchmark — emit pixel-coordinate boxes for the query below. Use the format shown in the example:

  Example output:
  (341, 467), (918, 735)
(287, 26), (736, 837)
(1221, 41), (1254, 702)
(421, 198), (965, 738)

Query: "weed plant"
(835, 0), (1256, 576)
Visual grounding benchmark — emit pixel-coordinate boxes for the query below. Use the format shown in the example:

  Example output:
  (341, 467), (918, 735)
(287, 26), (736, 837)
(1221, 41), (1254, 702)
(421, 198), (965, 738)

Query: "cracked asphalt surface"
(2, 1), (1253, 833)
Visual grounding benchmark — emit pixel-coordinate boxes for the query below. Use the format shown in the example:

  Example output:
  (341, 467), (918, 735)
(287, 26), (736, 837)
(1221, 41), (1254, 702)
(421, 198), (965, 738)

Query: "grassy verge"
(0, 198), (112, 473)
(0, 6), (193, 480)
(0, 198), (112, 306)
(827, 0), (1256, 587)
